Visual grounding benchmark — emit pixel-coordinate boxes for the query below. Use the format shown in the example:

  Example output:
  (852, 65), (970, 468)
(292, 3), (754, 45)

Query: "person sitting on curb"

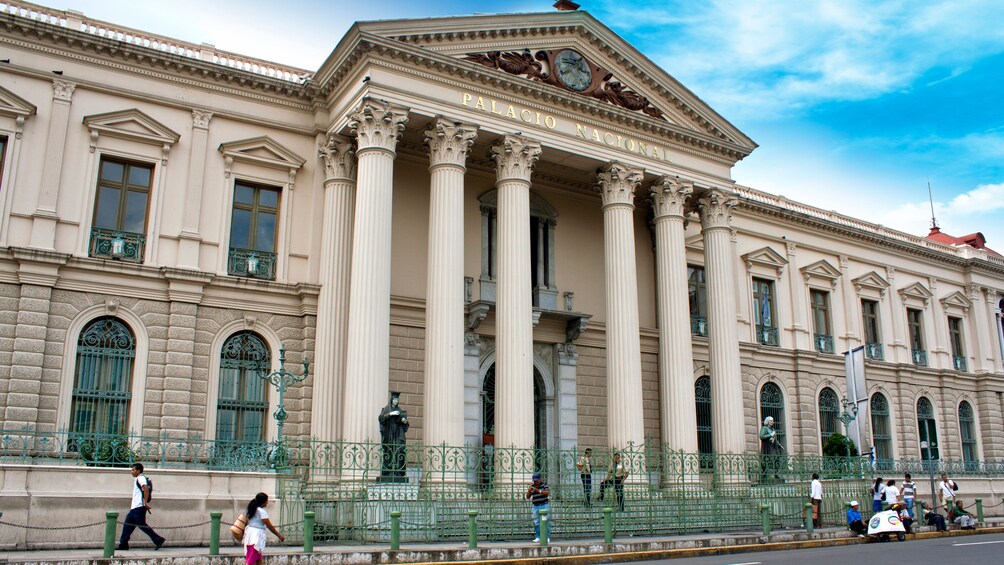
(891, 502), (912, 534)
(920, 501), (947, 532)
(846, 500), (867, 536)
(949, 500), (978, 530)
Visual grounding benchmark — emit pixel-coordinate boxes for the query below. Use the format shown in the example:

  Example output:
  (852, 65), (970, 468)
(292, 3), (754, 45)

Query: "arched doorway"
(480, 363), (546, 488)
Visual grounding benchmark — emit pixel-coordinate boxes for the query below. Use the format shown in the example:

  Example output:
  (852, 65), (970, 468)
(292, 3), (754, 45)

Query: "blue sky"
(52, 0), (1004, 248)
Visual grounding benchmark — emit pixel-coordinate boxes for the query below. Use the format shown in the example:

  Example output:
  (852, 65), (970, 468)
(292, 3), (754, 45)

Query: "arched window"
(870, 393), (892, 469)
(70, 317), (136, 434)
(759, 382), (786, 450)
(216, 332), (269, 444)
(959, 401), (977, 465)
(917, 397), (939, 460)
(695, 376), (712, 458)
(818, 387), (840, 446)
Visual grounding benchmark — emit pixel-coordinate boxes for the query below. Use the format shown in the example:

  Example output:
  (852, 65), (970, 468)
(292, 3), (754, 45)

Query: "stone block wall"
(389, 322), (426, 443)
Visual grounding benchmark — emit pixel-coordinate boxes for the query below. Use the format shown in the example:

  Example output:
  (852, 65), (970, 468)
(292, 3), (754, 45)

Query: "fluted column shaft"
(597, 162), (646, 451)
(424, 119), (478, 448)
(311, 135), (356, 442)
(490, 135), (541, 452)
(651, 177), (697, 452)
(698, 189), (744, 454)
(341, 100), (408, 444)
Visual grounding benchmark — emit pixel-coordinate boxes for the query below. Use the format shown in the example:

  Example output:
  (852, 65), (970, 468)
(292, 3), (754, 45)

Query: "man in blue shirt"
(525, 472), (550, 542)
(846, 500), (866, 536)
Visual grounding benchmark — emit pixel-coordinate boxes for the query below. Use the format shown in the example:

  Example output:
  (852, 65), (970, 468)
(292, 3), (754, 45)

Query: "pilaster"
(177, 109), (213, 269)
(30, 80), (75, 250)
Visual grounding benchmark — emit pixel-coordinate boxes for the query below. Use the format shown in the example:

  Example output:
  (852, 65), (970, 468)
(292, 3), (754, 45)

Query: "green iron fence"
(3, 428), (1004, 542)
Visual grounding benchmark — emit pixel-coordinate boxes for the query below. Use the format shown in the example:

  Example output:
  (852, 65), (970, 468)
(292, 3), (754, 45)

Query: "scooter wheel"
(896, 533), (905, 541)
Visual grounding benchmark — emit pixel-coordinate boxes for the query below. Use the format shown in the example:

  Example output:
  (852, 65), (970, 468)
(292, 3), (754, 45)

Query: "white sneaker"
(533, 537), (540, 543)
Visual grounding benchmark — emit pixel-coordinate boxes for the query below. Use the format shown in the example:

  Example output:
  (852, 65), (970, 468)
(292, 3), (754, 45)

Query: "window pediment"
(0, 85), (36, 133)
(742, 246), (787, 277)
(852, 271), (890, 298)
(219, 136), (306, 186)
(83, 109), (180, 150)
(801, 259), (841, 289)
(899, 281), (933, 307)
(940, 290), (972, 315)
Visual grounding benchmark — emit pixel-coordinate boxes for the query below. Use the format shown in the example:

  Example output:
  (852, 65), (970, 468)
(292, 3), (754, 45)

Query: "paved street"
(629, 532), (1004, 564)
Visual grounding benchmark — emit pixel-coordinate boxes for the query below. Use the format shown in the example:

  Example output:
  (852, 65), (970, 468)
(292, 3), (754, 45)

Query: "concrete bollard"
(975, 499), (983, 523)
(103, 510), (118, 558)
(760, 504), (771, 537)
(603, 507), (613, 543)
(209, 512), (222, 556)
(804, 502), (814, 534)
(539, 509), (549, 546)
(390, 510), (401, 551)
(467, 510), (478, 549)
(304, 511), (315, 553)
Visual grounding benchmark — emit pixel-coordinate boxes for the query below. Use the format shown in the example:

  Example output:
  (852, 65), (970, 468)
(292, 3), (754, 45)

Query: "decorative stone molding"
(465, 276), (474, 304)
(898, 281), (933, 307)
(424, 118), (478, 169)
(697, 188), (737, 231)
(563, 291), (574, 312)
(565, 317), (589, 343)
(243, 315), (257, 330)
(852, 271), (890, 299)
(0, 85), (37, 138)
(52, 79), (76, 102)
(83, 109), (181, 161)
(741, 246), (788, 276)
(104, 298), (119, 316)
(318, 134), (356, 182)
(800, 259), (842, 289)
(557, 342), (578, 364)
(650, 176), (693, 219)
(489, 134), (542, 183)
(941, 290), (972, 316)
(191, 109), (213, 129)
(968, 283), (983, 302)
(464, 330), (481, 356)
(219, 136), (305, 187)
(839, 255), (849, 270)
(595, 161), (643, 207)
(785, 241), (797, 257)
(349, 99), (409, 153)
(466, 302), (490, 332)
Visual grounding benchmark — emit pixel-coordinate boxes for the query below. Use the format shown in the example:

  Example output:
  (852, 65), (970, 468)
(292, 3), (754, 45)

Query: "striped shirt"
(528, 482), (549, 505)
(902, 481), (916, 498)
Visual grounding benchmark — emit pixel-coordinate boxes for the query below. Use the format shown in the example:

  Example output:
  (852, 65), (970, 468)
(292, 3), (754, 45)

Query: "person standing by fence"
(808, 473), (822, 528)
(938, 473), (958, 514)
(576, 448), (593, 507)
(525, 473), (550, 543)
(118, 463), (165, 551)
(870, 477), (885, 513)
(242, 492), (284, 565)
(902, 473), (916, 519)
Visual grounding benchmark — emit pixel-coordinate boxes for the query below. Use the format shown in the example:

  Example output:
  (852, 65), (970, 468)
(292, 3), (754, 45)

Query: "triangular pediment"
(852, 271), (890, 294)
(685, 233), (705, 251)
(801, 259), (841, 288)
(326, 11), (756, 162)
(742, 246), (788, 276)
(83, 109), (180, 147)
(0, 85), (36, 119)
(218, 136), (306, 172)
(899, 282), (933, 305)
(940, 290), (972, 313)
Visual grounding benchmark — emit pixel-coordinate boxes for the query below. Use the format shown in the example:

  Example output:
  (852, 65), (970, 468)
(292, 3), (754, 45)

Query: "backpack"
(137, 475), (154, 503)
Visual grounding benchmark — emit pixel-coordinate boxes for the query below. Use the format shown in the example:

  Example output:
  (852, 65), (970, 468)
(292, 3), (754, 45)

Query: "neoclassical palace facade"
(2, 1), (1004, 469)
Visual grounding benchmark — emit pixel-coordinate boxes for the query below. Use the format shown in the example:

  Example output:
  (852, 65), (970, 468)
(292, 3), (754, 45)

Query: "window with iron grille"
(958, 401), (977, 464)
(759, 382), (786, 450)
(478, 191), (558, 307)
(688, 266), (708, 336)
(917, 396), (940, 460)
(818, 387), (839, 445)
(948, 316), (966, 371)
(907, 308), (925, 349)
(870, 393), (892, 466)
(70, 317), (135, 435)
(753, 278), (778, 346)
(810, 290), (833, 353)
(89, 158), (153, 262)
(216, 332), (269, 443)
(695, 376), (712, 459)
(228, 181), (280, 280)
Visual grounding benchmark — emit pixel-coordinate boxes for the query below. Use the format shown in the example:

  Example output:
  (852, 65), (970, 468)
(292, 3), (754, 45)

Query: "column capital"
(192, 109), (213, 130)
(596, 161), (644, 208)
(650, 176), (694, 220)
(318, 134), (356, 182)
(490, 134), (541, 184)
(425, 118), (478, 170)
(697, 188), (737, 231)
(349, 98), (409, 154)
(52, 79), (76, 102)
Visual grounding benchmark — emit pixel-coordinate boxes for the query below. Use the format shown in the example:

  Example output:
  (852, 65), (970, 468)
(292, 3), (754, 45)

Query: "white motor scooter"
(867, 507), (907, 542)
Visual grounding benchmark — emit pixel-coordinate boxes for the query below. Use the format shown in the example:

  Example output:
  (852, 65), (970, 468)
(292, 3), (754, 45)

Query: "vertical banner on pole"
(843, 347), (868, 454)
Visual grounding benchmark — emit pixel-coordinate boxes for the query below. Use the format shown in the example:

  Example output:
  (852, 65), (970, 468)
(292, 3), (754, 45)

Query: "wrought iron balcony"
(953, 355), (968, 372)
(864, 342), (884, 361)
(89, 228), (145, 262)
(228, 247), (277, 280)
(690, 316), (707, 337)
(756, 325), (779, 346)
(814, 333), (834, 354)
(912, 348), (928, 367)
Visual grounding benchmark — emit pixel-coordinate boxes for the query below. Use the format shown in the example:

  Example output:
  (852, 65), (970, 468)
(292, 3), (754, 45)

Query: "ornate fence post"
(390, 510), (401, 550)
(467, 510), (478, 548)
(603, 507), (613, 543)
(804, 502), (814, 533)
(209, 511), (221, 555)
(760, 504), (771, 537)
(539, 509), (549, 546)
(103, 510), (118, 558)
(304, 510), (315, 553)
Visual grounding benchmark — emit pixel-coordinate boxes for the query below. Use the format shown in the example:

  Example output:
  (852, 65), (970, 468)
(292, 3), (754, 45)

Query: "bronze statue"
(379, 391), (409, 482)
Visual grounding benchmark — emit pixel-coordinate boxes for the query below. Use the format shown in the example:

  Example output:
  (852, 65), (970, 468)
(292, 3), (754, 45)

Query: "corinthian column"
(311, 134), (356, 443)
(489, 135), (541, 454)
(596, 162), (647, 457)
(423, 118), (478, 449)
(650, 176), (697, 453)
(698, 188), (745, 454)
(341, 99), (409, 445)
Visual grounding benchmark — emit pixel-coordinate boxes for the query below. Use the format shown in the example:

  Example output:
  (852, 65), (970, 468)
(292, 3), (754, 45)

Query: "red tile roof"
(926, 226), (1002, 257)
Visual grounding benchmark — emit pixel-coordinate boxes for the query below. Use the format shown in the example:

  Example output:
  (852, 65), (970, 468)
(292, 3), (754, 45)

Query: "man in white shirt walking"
(809, 472), (822, 528)
(938, 473), (957, 514)
(118, 463), (165, 551)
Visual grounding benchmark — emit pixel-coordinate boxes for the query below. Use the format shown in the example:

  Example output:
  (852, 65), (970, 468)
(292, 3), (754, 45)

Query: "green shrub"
(822, 432), (859, 457)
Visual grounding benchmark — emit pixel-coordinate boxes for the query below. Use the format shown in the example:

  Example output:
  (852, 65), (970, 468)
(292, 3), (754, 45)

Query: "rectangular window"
(862, 299), (883, 360)
(688, 265), (707, 336)
(949, 316), (966, 371)
(752, 278), (778, 346)
(227, 181), (280, 280)
(907, 308), (927, 366)
(88, 157), (153, 262)
(0, 135), (7, 187)
(810, 290), (833, 353)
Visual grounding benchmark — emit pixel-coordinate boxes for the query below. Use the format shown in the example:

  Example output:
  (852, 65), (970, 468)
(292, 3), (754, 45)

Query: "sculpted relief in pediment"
(462, 48), (666, 121)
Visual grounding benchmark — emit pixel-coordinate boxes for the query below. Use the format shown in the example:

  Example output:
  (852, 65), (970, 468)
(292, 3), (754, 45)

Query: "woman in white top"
(242, 492), (284, 565)
(884, 479), (901, 508)
(871, 477), (886, 513)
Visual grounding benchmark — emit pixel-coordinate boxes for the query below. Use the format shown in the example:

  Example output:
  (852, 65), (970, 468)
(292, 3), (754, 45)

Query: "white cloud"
(878, 183), (1004, 251)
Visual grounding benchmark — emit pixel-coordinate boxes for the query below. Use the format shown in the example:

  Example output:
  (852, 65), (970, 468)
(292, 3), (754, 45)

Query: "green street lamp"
(835, 396), (859, 459)
(258, 344), (309, 468)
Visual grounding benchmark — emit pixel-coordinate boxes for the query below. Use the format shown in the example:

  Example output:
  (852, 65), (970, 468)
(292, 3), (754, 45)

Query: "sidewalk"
(3, 520), (1004, 565)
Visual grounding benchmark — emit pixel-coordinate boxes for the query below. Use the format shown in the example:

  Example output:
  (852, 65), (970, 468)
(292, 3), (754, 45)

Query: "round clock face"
(554, 49), (592, 91)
